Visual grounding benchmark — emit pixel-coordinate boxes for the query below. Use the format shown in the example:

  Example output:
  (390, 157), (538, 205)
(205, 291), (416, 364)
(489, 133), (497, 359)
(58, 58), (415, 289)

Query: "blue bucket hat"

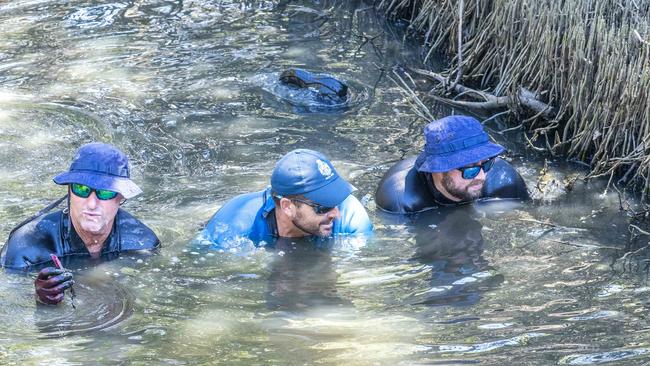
(53, 143), (143, 199)
(416, 115), (505, 173)
(271, 149), (354, 207)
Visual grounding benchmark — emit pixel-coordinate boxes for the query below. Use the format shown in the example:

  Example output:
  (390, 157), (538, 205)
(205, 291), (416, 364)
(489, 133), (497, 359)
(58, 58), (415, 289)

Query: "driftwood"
(408, 67), (556, 120)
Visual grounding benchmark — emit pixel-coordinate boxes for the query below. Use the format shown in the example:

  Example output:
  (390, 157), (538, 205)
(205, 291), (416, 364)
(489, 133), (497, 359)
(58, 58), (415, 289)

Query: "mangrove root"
(408, 67), (556, 120)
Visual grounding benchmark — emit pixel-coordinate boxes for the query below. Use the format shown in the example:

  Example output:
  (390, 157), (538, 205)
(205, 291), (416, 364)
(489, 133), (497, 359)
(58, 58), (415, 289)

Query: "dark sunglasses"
(275, 195), (336, 215)
(291, 198), (336, 215)
(457, 158), (495, 180)
(70, 183), (119, 200)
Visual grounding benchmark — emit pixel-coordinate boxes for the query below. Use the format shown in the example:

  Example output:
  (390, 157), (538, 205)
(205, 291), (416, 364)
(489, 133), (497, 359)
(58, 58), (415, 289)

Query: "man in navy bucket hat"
(195, 149), (372, 248)
(375, 115), (529, 213)
(53, 143), (143, 199)
(1, 143), (159, 305)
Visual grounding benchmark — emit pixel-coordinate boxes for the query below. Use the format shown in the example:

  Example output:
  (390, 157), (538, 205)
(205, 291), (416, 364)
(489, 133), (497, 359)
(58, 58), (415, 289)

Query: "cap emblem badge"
(316, 159), (333, 179)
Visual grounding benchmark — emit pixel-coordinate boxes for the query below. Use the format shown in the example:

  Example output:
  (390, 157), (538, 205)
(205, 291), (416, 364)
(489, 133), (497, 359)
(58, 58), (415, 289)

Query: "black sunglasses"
(275, 195), (336, 215)
(457, 158), (495, 180)
(290, 198), (337, 215)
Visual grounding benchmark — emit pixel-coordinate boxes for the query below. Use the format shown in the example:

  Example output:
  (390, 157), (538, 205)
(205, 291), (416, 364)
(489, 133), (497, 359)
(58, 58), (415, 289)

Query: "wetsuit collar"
(261, 187), (279, 238)
(261, 187), (276, 217)
(267, 209), (279, 238)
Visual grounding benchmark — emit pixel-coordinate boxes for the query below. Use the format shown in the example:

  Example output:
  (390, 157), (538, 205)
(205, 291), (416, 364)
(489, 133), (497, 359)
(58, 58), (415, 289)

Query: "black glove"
(34, 267), (74, 305)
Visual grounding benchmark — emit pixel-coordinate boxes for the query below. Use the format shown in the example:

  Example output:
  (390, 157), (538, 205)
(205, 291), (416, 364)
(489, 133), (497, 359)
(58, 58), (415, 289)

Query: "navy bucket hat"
(271, 149), (354, 207)
(53, 143), (143, 199)
(416, 115), (505, 173)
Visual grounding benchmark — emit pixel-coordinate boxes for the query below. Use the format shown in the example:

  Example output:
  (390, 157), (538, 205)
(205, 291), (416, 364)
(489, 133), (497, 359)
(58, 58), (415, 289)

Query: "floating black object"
(279, 68), (348, 99)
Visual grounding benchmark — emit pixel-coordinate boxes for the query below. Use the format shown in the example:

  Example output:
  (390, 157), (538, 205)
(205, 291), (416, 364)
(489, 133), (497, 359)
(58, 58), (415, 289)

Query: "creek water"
(0, 1), (648, 365)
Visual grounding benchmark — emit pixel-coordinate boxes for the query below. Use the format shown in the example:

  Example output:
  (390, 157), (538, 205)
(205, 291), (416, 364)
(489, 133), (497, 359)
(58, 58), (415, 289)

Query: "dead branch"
(630, 224), (650, 236)
(449, 0), (464, 91)
(389, 68), (436, 121)
(617, 243), (650, 262)
(409, 67), (556, 119)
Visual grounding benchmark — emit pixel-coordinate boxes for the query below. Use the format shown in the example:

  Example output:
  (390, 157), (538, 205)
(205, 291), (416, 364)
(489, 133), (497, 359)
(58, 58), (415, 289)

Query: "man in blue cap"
(195, 149), (372, 248)
(375, 115), (529, 213)
(1, 143), (159, 305)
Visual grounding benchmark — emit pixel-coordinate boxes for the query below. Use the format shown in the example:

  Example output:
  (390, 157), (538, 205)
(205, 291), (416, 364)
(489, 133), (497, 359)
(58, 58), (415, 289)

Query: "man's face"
(436, 160), (489, 201)
(69, 186), (121, 236)
(291, 200), (341, 237)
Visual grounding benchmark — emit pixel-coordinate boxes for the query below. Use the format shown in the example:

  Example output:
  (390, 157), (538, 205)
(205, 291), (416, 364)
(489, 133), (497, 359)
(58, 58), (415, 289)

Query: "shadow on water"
(265, 237), (351, 312)
(408, 206), (504, 308)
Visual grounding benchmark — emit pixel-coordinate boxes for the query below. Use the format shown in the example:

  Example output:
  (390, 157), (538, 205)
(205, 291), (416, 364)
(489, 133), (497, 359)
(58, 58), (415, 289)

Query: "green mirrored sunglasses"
(70, 183), (118, 200)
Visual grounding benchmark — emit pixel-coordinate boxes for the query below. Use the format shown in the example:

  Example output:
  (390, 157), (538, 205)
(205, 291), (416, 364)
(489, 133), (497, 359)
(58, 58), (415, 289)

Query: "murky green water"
(1, 1), (649, 365)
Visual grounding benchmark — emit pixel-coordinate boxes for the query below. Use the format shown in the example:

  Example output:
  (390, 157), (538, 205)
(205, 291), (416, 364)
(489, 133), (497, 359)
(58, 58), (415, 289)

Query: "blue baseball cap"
(271, 149), (355, 207)
(416, 115), (505, 173)
(53, 143), (143, 199)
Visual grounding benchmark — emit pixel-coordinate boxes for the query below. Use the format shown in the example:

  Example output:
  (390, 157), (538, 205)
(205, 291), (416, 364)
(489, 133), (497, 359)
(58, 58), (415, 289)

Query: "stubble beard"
(442, 173), (484, 202)
(292, 209), (332, 238)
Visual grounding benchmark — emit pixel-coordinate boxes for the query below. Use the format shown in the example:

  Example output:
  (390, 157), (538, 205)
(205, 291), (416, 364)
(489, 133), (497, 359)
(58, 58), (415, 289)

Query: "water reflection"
(381, 205), (503, 307)
(265, 237), (350, 311)
(417, 213), (491, 307)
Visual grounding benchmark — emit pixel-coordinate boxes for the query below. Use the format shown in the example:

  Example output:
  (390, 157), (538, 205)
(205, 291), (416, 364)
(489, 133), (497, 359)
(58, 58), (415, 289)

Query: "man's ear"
(430, 172), (444, 187)
(278, 197), (295, 216)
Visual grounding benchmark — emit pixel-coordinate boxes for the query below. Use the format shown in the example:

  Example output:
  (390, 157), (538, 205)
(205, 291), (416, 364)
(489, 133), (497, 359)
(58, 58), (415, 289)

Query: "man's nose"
(327, 206), (341, 220)
(86, 192), (99, 208)
(476, 167), (487, 180)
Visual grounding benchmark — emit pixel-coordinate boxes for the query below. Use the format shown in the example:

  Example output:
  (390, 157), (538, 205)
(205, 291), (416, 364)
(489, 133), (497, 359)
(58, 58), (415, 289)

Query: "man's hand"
(34, 267), (74, 305)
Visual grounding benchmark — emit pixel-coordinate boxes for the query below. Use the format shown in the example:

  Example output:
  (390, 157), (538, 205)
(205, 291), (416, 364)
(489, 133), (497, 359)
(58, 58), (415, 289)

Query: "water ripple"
(65, 3), (128, 29)
(567, 310), (620, 321)
(35, 273), (134, 338)
(434, 332), (548, 354)
(559, 348), (650, 365)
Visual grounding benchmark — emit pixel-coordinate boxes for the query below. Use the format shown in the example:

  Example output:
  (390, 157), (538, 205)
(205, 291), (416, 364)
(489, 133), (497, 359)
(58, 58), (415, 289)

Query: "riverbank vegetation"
(378, 0), (650, 199)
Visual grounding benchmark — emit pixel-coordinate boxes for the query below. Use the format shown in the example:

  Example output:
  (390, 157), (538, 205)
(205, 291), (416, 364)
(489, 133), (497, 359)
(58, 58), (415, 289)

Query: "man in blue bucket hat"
(195, 149), (372, 248)
(1, 143), (159, 305)
(375, 115), (529, 213)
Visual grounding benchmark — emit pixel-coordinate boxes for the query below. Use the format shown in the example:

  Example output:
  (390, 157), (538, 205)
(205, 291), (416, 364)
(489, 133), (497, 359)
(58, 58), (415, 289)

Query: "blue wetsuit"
(375, 156), (529, 214)
(195, 188), (373, 248)
(1, 209), (160, 271)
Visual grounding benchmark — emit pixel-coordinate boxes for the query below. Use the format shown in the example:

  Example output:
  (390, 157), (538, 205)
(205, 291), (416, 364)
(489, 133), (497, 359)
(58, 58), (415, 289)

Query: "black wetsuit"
(1, 209), (159, 271)
(375, 156), (529, 213)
